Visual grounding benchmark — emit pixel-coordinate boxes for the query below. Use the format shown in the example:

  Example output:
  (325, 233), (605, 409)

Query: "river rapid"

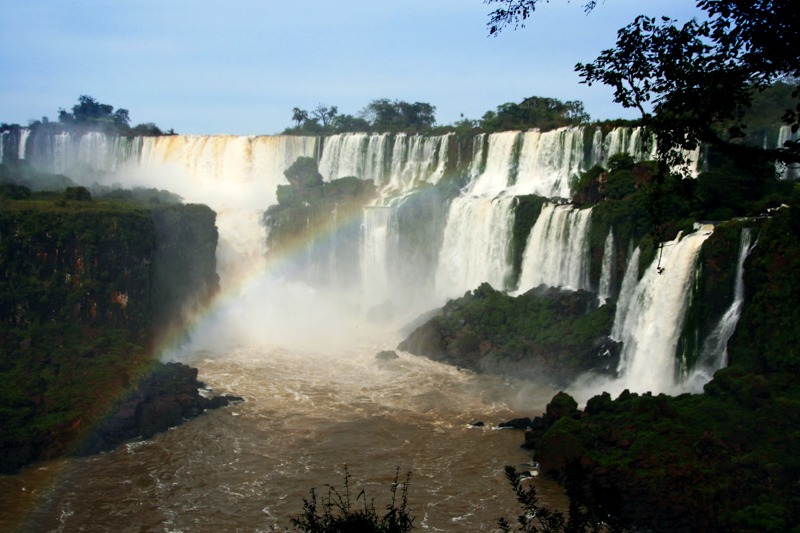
(0, 331), (564, 532)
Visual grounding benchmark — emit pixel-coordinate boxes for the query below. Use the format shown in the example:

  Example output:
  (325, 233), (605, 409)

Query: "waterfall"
(777, 125), (799, 180)
(318, 133), (389, 185)
(360, 206), (398, 307)
(435, 196), (515, 300)
(133, 135), (318, 286)
(597, 230), (615, 304)
(18, 129), (30, 160)
(512, 128), (585, 198)
(78, 131), (120, 172)
(516, 203), (592, 293)
(384, 133), (450, 195)
(468, 131), (519, 196)
(611, 226), (714, 393)
(697, 228), (758, 372)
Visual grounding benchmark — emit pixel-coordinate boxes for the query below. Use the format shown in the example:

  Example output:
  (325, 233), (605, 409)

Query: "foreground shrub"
(289, 466), (414, 533)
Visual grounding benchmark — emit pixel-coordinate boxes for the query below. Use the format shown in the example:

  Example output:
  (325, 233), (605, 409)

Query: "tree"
(332, 114), (370, 133)
(58, 95), (130, 129)
(481, 96), (589, 132)
(359, 99), (437, 133)
(485, 0), (800, 171)
(292, 107), (310, 127)
(312, 104), (339, 130)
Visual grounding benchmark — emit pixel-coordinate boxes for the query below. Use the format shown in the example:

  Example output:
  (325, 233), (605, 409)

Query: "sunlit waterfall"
(436, 196), (516, 299)
(609, 227), (714, 395)
(133, 135), (319, 286)
(469, 131), (519, 196)
(318, 133), (389, 185)
(516, 203), (592, 293)
(384, 133), (450, 195)
(511, 127), (584, 198)
(18, 128), (31, 160)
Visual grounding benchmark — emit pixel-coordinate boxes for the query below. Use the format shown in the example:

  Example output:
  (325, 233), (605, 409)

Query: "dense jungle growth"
(0, 169), (223, 473)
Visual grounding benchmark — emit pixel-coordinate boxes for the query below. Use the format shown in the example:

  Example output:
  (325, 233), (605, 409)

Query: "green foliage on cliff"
(265, 157), (376, 285)
(524, 208), (800, 531)
(398, 283), (617, 384)
(0, 185), (219, 472)
(536, 369), (800, 532)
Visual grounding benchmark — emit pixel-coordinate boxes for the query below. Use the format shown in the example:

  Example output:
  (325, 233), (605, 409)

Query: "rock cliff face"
(0, 194), (223, 473)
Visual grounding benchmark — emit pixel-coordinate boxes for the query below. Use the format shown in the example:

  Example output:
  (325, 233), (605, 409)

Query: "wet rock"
(376, 350), (400, 361)
(498, 417), (533, 430)
(75, 362), (243, 457)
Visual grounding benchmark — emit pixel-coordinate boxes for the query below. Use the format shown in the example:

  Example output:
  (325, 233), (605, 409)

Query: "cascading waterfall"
(512, 128), (584, 198)
(12, 127), (733, 394)
(133, 135), (318, 285)
(435, 196), (516, 299)
(611, 226), (714, 393)
(384, 133), (450, 195)
(318, 133), (389, 185)
(697, 228), (758, 372)
(468, 131), (519, 196)
(597, 230), (615, 304)
(516, 203), (592, 293)
(18, 129), (31, 160)
(360, 206), (398, 307)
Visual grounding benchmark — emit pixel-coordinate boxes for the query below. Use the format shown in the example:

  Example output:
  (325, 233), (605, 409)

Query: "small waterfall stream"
(611, 227), (714, 393)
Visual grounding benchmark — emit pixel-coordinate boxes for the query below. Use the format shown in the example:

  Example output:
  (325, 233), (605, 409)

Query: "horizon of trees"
(3, 95), (174, 137)
(284, 95), (597, 136)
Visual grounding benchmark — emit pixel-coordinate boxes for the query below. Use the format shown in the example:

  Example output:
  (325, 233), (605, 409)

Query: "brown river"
(0, 330), (565, 532)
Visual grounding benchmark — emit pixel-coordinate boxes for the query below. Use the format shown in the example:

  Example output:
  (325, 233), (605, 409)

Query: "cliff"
(0, 189), (225, 473)
(520, 208), (800, 532)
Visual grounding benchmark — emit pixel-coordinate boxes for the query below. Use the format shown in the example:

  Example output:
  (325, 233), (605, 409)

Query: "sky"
(1, 0), (703, 136)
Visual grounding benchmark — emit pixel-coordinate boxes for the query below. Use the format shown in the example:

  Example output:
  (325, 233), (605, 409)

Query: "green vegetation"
(264, 157), (376, 284)
(285, 99), (437, 135)
(398, 283), (618, 385)
(289, 466), (414, 533)
(481, 96), (590, 133)
(284, 95), (594, 135)
(14, 94), (173, 136)
(0, 166), (219, 472)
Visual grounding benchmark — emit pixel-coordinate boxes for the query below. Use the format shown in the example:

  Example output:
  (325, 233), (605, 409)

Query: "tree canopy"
(285, 99), (437, 135)
(58, 95), (131, 130)
(481, 96), (590, 132)
(18, 95), (172, 136)
(486, 0), (800, 171)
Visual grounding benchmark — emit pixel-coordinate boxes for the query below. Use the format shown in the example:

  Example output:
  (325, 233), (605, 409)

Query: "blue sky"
(1, 0), (702, 135)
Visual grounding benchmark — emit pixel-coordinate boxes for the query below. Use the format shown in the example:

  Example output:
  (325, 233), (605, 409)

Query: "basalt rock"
(77, 362), (243, 456)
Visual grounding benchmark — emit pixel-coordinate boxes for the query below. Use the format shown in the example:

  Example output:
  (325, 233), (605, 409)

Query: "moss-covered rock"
(398, 283), (619, 385)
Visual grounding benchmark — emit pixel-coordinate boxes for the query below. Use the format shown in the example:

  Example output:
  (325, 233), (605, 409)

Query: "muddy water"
(0, 341), (564, 532)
